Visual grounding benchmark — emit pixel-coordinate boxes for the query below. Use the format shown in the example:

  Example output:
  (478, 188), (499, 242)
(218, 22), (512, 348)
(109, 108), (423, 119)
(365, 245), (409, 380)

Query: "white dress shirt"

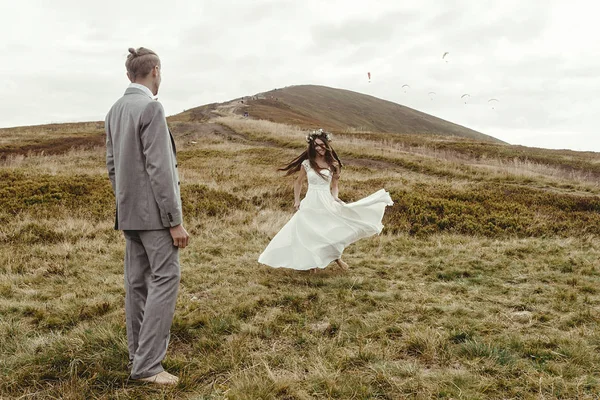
(129, 83), (158, 100)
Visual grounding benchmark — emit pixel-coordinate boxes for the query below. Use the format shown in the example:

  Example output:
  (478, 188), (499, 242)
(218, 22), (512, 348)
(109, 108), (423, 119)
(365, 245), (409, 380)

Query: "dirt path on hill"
(171, 122), (249, 143)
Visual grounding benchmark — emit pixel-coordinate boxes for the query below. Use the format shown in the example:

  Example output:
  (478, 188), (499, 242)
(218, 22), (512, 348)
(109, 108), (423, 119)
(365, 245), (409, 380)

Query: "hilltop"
(176, 84), (502, 143)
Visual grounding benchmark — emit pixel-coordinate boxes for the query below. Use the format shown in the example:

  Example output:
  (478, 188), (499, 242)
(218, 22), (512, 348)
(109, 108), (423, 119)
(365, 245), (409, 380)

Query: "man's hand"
(170, 224), (190, 248)
(294, 201), (301, 211)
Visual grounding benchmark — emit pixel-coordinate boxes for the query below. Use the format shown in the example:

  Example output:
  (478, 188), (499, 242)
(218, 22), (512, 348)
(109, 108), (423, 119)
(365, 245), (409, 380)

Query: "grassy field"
(1, 110), (600, 399)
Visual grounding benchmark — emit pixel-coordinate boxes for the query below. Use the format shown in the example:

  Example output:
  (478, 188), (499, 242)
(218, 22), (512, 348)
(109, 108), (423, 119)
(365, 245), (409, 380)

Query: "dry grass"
(216, 116), (600, 194)
(1, 113), (600, 399)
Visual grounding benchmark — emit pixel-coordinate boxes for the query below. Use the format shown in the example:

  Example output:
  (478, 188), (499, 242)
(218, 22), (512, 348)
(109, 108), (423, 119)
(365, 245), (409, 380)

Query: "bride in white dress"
(258, 129), (394, 271)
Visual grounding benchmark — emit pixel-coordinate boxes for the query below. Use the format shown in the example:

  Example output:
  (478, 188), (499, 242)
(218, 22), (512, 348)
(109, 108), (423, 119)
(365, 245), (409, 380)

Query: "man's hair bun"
(125, 47), (159, 80)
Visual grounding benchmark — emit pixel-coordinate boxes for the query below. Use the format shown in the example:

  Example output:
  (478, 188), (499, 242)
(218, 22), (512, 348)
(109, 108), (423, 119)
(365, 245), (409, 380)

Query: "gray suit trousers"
(123, 229), (180, 379)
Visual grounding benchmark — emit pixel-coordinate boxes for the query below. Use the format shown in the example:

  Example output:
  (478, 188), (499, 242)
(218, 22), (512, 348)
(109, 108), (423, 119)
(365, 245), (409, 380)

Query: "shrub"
(0, 171), (113, 220)
(182, 184), (249, 217)
(384, 183), (600, 238)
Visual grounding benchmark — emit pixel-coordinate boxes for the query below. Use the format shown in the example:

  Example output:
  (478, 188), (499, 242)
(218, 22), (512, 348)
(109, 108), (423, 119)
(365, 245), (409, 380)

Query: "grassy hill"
(178, 85), (503, 143)
(1, 99), (600, 398)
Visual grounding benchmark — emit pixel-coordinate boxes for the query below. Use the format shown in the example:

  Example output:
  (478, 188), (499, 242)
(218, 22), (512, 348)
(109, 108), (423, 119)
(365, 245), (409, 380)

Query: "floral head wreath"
(306, 128), (332, 143)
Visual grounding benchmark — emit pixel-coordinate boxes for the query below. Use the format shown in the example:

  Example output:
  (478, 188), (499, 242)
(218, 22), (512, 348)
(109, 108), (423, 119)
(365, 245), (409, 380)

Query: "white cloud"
(0, 0), (598, 152)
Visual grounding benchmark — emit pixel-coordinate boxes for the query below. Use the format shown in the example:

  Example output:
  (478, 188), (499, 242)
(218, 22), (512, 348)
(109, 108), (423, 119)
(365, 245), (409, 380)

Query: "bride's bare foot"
(335, 259), (349, 271)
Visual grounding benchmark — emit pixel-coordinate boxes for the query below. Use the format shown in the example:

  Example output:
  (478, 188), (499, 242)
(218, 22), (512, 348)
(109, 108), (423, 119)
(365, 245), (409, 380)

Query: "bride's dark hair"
(279, 130), (343, 178)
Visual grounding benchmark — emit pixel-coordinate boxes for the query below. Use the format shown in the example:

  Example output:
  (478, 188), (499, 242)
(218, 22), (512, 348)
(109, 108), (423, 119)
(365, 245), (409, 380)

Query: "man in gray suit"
(105, 47), (189, 385)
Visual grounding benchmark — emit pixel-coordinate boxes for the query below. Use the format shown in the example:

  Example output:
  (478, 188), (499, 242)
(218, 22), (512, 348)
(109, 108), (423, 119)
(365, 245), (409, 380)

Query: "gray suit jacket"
(105, 87), (182, 230)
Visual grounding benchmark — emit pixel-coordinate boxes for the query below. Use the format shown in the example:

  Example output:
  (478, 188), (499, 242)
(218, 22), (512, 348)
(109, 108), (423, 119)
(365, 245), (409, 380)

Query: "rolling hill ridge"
(178, 84), (503, 143)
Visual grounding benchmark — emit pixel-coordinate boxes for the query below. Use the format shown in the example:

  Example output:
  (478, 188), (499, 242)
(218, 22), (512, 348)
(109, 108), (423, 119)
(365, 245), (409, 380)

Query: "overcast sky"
(1, 0), (598, 152)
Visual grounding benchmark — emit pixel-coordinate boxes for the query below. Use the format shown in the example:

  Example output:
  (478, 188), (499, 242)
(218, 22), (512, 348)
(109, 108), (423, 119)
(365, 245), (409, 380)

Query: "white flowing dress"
(258, 159), (394, 270)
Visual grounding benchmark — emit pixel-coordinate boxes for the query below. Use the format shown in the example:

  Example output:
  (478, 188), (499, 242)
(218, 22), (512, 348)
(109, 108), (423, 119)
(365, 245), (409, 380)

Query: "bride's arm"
(331, 164), (342, 202)
(294, 165), (307, 210)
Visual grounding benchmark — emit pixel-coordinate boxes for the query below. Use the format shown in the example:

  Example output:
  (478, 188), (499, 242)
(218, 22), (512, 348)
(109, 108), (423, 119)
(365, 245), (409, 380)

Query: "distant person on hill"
(258, 129), (393, 271)
(105, 47), (189, 386)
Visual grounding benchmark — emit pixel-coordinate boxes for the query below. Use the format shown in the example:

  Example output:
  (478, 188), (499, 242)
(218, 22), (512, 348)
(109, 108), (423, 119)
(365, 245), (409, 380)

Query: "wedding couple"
(105, 47), (393, 385)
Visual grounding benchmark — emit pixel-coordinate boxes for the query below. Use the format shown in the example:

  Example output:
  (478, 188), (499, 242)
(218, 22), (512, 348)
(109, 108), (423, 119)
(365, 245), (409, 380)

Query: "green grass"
(1, 114), (599, 399)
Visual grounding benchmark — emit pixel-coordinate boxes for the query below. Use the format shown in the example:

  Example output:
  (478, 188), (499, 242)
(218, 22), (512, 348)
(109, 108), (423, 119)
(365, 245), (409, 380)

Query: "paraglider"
(402, 84), (410, 93)
(428, 91), (436, 100)
(461, 93), (470, 104)
(488, 98), (499, 109)
(367, 72), (371, 83)
(442, 52), (449, 62)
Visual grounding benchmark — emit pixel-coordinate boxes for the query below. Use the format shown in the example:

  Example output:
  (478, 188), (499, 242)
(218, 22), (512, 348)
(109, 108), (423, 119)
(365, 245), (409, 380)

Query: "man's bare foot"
(135, 370), (179, 385)
(335, 259), (349, 271)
